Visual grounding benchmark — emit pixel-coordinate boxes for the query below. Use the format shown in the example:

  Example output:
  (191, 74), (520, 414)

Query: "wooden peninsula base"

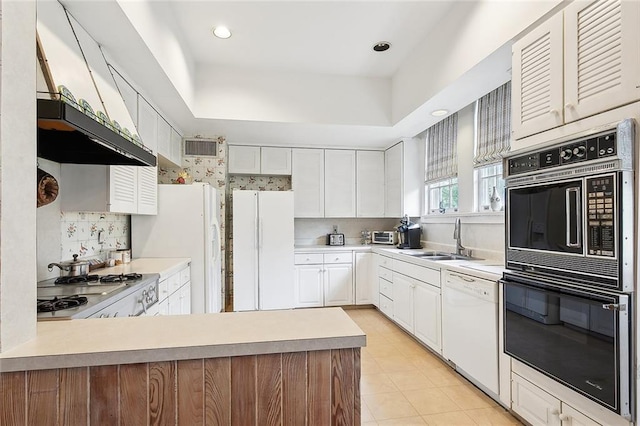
(0, 308), (365, 425)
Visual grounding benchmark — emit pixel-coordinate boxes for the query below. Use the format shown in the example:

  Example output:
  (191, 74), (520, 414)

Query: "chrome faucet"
(453, 218), (467, 256)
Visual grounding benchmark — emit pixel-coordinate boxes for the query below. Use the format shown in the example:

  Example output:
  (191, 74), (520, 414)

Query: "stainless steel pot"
(48, 254), (90, 277)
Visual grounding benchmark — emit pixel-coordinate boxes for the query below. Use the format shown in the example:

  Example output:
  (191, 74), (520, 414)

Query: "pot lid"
(60, 254), (90, 266)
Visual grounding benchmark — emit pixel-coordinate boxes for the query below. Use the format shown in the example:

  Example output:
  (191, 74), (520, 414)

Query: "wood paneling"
(120, 363), (148, 425)
(257, 353), (282, 426)
(204, 358), (230, 426)
(308, 350), (331, 425)
(90, 365), (119, 426)
(0, 348), (361, 426)
(27, 369), (58, 426)
(177, 359), (203, 425)
(59, 367), (88, 426)
(149, 361), (176, 426)
(231, 355), (256, 425)
(282, 352), (307, 426)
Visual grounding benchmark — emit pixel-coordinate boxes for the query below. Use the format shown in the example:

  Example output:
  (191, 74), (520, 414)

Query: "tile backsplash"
(60, 212), (129, 260)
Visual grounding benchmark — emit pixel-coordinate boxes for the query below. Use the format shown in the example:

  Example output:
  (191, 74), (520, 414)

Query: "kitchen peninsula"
(0, 307), (365, 425)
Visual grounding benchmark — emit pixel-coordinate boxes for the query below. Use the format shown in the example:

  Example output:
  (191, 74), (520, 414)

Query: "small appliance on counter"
(327, 226), (345, 246)
(397, 215), (421, 249)
(371, 230), (397, 245)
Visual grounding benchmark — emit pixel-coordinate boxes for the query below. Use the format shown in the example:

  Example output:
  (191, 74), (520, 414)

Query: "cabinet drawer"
(179, 266), (190, 285)
(295, 253), (324, 265)
(379, 294), (393, 318)
(323, 252), (352, 264)
(379, 277), (393, 299)
(158, 279), (170, 301)
(167, 272), (181, 294)
(378, 266), (392, 281)
(378, 255), (393, 268)
(393, 260), (440, 287)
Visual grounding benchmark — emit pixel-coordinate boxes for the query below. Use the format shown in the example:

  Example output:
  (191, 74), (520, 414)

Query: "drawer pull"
(449, 273), (475, 283)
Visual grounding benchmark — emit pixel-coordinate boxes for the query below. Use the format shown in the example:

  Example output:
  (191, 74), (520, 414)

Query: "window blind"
(474, 81), (511, 166)
(425, 113), (458, 183)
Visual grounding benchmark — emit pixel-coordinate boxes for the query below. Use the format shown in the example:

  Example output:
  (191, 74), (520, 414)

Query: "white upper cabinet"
(292, 148), (325, 218)
(512, 1), (640, 140)
(324, 150), (356, 218)
(109, 66), (138, 127)
(137, 95), (158, 153)
(156, 116), (172, 161)
(229, 146), (292, 175)
(385, 143), (402, 218)
(357, 151), (385, 217)
(261, 147), (292, 175)
(384, 140), (421, 218)
(170, 128), (183, 166)
(228, 146), (261, 174)
(61, 165), (157, 215)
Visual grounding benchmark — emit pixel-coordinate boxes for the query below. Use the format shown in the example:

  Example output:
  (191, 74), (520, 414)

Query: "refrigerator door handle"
(259, 218), (264, 250)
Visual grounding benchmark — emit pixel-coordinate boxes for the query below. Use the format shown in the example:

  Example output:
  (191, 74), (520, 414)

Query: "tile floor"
(346, 308), (523, 426)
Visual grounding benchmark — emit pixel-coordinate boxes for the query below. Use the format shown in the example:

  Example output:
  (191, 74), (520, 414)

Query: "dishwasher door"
(442, 270), (499, 396)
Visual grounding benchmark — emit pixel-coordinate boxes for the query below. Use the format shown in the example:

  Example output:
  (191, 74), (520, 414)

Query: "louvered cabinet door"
(108, 166), (138, 213)
(512, 12), (564, 140)
(564, 0), (640, 123)
(137, 166), (158, 215)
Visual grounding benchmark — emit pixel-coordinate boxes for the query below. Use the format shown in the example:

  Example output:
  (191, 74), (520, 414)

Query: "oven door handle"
(566, 187), (582, 248)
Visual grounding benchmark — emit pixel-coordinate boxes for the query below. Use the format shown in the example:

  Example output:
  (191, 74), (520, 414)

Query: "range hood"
(37, 98), (156, 167)
(36, 0), (156, 167)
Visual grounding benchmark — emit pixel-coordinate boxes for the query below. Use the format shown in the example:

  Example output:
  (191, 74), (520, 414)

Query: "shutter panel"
(520, 32), (553, 125)
(109, 166), (137, 213)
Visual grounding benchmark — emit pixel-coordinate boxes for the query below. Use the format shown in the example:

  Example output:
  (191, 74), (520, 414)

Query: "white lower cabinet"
(355, 252), (374, 305)
(156, 265), (191, 315)
(294, 251), (353, 307)
(413, 280), (441, 353)
(392, 273), (414, 332)
(512, 373), (602, 426)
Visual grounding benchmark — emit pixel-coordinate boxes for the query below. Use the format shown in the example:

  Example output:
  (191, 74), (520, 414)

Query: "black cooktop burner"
(37, 295), (88, 313)
(100, 273), (142, 283)
(55, 275), (99, 284)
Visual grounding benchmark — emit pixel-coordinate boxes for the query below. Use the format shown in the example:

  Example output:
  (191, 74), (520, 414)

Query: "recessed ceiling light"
(431, 109), (449, 117)
(373, 41), (391, 52)
(213, 26), (232, 39)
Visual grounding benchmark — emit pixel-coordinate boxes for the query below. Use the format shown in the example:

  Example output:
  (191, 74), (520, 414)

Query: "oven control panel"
(508, 132), (617, 175)
(586, 175), (615, 257)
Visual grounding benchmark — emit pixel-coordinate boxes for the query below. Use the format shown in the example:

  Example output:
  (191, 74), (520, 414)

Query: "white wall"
(0, 0), (37, 352)
(194, 65), (391, 126)
(392, 0), (562, 124)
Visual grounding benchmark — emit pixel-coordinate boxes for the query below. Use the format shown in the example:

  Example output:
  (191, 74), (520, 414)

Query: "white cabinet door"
(563, 0), (640, 124)
(357, 151), (385, 217)
(560, 404), (601, 426)
(292, 148), (325, 217)
(384, 143), (402, 218)
(156, 116), (172, 160)
(168, 290), (182, 316)
(179, 282), (191, 314)
(228, 146), (261, 174)
(170, 128), (183, 166)
(512, 12), (564, 139)
(392, 273), (414, 333)
(295, 265), (324, 307)
(324, 150), (356, 218)
(324, 264), (353, 306)
(109, 166), (137, 213)
(137, 95), (158, 153)
(511, 373), (562, 426)
(355, 252), (373, 305)
(414, 281), (441, 354)
(137, 166), (158, 215)
(261, 147), (291, 175)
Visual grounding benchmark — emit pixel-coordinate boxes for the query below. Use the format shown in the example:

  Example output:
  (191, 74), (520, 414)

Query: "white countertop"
(295, 245), (373, 252)
(96, 257), (191, 280)
(371, 247), (505, 281)
(0, 307), (365, 373)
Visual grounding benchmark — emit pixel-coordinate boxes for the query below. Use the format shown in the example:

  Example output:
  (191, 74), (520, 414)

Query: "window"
(475, 164), (504, 211)
(424, 113), (458, 215)
(426, 178), (458, 213)
(474, 81), (511, 212)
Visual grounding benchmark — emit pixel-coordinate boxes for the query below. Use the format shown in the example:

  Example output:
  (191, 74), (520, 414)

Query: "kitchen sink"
(400, 251), (483, 261)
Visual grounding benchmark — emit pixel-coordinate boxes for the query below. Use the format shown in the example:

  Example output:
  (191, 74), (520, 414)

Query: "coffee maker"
(397, 215), (421, 249)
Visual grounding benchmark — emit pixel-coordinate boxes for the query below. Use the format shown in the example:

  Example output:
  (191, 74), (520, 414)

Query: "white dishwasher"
(442, 270), (499, 397)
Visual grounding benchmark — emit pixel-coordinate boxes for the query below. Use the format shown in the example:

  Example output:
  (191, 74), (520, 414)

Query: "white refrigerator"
(132, 183), (222, 314)
(233, 190), (294, 311)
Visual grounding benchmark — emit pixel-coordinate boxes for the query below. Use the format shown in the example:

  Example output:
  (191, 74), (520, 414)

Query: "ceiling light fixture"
(373, 41), (391, 52)
(213, 26), (232, 39)
(431, 109), (449, 117)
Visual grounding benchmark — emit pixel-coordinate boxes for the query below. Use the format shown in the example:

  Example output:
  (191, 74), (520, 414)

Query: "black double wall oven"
(502, 119), (635, 420)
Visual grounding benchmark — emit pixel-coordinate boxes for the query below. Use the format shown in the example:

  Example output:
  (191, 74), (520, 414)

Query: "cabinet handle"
(550, 409), (560, 416)
(564, 102), (574, 110)
(558, 413), (569, 421)
(410, 284), (416, 289)
(549, 108), (559, 115)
